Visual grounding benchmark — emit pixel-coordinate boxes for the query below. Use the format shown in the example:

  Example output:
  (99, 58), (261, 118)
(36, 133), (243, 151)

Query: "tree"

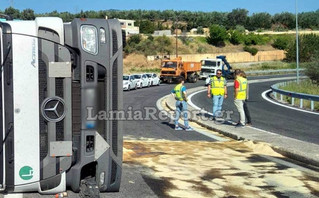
(154, 35), (172, 55)
(207, 24), (228, 47)
(21, 9), (35, 20)
(138, 20), (155, 34)
(272, 12), (295, 29)
(299, 11), (319, 29)
(285, 34), (319, 62)
(59, 12), (74, 22)
(4, 7), (20, 19)
(248, 12), (272, 31)
(305, 60), (319, 86)
(227, 9), (249, 29)
(197, 26), (204, 34)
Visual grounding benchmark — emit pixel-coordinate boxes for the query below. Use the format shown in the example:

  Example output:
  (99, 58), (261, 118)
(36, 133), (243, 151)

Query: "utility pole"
(296, 0), (300, 84)
(175, 19), (178, 58)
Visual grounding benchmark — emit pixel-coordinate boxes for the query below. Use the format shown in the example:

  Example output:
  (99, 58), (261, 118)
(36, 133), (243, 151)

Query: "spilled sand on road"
(124, 140), (319, 198)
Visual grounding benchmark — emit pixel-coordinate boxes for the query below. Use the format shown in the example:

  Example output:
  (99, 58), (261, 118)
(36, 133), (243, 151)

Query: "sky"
(0, 0), (318, 15)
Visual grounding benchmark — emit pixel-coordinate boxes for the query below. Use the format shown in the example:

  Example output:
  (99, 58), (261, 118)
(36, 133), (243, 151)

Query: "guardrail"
(246, 68), (305, 74)
(271, 80), (319, 111)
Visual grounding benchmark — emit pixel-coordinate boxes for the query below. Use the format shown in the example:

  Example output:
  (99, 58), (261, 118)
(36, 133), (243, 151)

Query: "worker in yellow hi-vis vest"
(234, 70), (248, 127)
(207, 69), (228, 120)
(171, 77), (193, 131)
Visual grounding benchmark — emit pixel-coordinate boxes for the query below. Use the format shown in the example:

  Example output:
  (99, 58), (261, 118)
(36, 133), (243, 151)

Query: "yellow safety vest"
(236, 76), (247, 100)
(174, 83), (185, 101)
(210, 76), (225, 95)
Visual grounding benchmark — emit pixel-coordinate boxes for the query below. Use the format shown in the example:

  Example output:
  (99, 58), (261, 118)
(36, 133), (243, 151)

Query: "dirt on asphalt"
(123, 140), (319, 198)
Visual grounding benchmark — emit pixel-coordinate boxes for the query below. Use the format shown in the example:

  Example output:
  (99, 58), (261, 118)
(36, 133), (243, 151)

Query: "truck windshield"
(134, 75), (141, 79)
(123, 76), (129, 80)
(162, 61), (177, 68)
(202, 60), (217, 67)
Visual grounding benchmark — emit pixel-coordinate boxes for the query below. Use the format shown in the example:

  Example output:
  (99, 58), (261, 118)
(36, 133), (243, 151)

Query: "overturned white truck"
(0, 17), (123, 195)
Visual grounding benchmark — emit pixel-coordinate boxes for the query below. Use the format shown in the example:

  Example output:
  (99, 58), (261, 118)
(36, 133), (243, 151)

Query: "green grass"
(195, 36), (207, 43)
(234, 61), (308, 71)
(129, 67), (161, 73)
(278, 80), (319, 111)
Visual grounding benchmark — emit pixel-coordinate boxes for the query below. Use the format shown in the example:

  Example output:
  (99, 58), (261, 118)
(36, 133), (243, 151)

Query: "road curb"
(163, 85), (319, 168)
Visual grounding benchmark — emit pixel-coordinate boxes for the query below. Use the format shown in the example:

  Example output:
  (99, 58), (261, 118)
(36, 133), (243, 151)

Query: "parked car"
(133, 74), (149, 88)
(142, 73), (152, 87)
(145, 73), (160, 86)
(123, 75), (138, 91)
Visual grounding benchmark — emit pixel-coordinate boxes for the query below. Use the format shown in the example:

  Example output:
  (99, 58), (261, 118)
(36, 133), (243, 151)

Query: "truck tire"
(188, 73), (196, 83)
(79, 178), (100, 198)
(193, 75), (198, 83)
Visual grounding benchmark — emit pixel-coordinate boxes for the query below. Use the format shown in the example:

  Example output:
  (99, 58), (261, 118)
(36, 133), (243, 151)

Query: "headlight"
(100, 172), (105, 185)
(81, 25), (98, 55)
(125, 82), (129, 85)
(100, 28), (106, 44)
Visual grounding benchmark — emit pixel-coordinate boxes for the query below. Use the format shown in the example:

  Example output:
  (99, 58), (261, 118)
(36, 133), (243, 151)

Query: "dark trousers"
(243, 100), (252, 124)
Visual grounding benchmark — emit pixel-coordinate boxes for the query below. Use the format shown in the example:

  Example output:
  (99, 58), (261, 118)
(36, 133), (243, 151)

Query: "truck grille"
(112, 59), (118, 156)
(38, 57), (48, 161)
(161, 71), (175, 75)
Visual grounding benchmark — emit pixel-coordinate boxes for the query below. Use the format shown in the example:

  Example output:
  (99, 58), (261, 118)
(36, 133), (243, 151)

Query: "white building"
(118, 19), (139, 36)
(153, 30), (172, 36)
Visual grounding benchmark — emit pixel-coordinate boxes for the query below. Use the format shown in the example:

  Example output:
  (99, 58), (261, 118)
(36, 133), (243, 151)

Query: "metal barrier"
(271, 81), (319, 111)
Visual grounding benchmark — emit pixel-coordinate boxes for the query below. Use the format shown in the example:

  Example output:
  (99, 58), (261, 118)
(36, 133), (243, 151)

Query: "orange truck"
(160, 57), (201, 83)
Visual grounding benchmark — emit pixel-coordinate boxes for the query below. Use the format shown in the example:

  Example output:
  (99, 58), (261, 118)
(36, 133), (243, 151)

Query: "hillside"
(123, 35), (278, 74)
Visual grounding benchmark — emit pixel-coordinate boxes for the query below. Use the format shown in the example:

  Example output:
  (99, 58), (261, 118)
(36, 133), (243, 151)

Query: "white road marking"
(261, 89), (319, 116)
(187, 76), (318, 135)
(156, 95), (228, 141)
(4, 194), (23, 198)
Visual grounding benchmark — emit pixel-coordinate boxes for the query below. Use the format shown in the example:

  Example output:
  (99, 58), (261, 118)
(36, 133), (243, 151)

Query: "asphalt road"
(5, 74), (318, 198)
(122, 81), (214, 142)
(191, 76), (319, 145)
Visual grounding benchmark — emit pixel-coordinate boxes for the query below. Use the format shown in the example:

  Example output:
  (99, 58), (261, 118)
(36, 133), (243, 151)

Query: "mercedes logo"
(41, 96), (66, 122)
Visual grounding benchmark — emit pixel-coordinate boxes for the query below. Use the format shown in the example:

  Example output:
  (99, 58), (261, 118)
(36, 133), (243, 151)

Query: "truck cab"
(199, 59), (223, 79)
(200, 56), (234, 79)
(0, 17), (123, 195)
(160, 57), (201, 83)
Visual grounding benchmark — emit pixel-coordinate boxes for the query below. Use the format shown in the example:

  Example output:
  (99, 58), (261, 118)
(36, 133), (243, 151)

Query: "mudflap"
(79, 178), (100, 198)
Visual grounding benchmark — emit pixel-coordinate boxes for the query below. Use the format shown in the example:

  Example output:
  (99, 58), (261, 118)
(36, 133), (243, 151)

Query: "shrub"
(229, 30), (244, 45)
(243, 46), (258, 56)
(207, 24), (228, 47)
(197, 46), (207, 53)
(197, 26), (204, 34)
(272, 36), (292, 50)
(235, 25), (246, 33)
(244, 33), (268, 46)
(305, 61), (319, 86)
(285, 34), (319, 62)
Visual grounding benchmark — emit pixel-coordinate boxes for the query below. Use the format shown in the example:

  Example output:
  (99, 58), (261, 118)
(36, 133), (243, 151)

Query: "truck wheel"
(167, 78), (173, 84)
(79, 178), (100, 198)
(135, 84), (138, 90)
(128, 85), (130, 91)
(193, 75), (198, 83)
